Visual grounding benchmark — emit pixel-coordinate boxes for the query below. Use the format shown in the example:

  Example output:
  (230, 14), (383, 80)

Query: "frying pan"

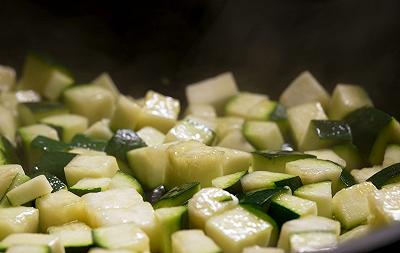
(1, 0), (400, 252)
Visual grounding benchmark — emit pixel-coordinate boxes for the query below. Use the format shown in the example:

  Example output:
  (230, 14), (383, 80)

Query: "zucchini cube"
(188, 188), (238, 230)
(0, 207), (39, 240)
(64, 85), (115, 124)
(92, 72), (120, 100)
(93, 223), (150, 252)
(171, 229), (221, 253)
(137, 127), (165, 146)
(287, 102), (327, 147)
(243, 121), (284, 150)
(185, 104), (217, 119)
(214, 146), (251, 175)
(17, 102), (68, 126)
(109, 95), (142, 131)
(332, 182), (376, 229)
(64, 155), (119, 186)
(36, 189), (87, 231)
(0, 233), (64, 253)
(84, 119), (113, 141)
(294, 181), (333, 218)
(41, 114), (88, 143)
(137, 91), (180, 133)
(166, 141), (224, 188)
(224, 92), (269, 119)
(6, 175), (53, 206)
(186, 72), (238, 114)
(329, 84), (373, 120)
(279, 71), (330, 109)
(368, 184), (400, 226)
(205, 206), (274, 253)
(47, 222), (93, 250)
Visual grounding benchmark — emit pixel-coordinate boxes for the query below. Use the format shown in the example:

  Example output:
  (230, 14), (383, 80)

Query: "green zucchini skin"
(70, 134), (107, 151)
(105, 129), (146, 163)
(239, 188), (286, 212)
(34, 151), (77, 184)
(367, 162), (400, 189)
(252, 151), (316, 173)
(154, 182), (200, 209)
(0, 136), (19, 165)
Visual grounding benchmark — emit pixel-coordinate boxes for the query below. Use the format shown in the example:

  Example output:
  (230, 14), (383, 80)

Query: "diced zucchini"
(0, 233), (64, 253)
(287, 102), (327, 147)
(0, 105), (17, 145)
(19, 53), (74, 100)
(252, 151), (315, 173)
(137, 91), (180, 133)
(345, 107), (400, 165)
(217, 129), (255, 152)
(186, 72), (238, 114)
(34, 151), (76, 184)
(70, 134), (107, 152)
(0, 65), (16, 92)
(242, 246), (284, 253)
(332, 182), (376, 229)
(154, 182), (200, 209)
(224, 92), (272, 120)
(154, 206), (187, 253)
(92, 73), (120, 100)
(214, 146), (251, 175)
(299, 120), (352, 151)
(6, 175), (52, 206)
(239, 188), (286, 212)
(329, 84), (373, 120)
(277, 215), (340, 252)
(205, 206), (274, 253)
(185, 104), (217, 120)
(212, 171), (247, 195)
(64, 155), (119, 186)
(368, 184), (400, 226)
(166, 141), (224, 188)
(339, 225), (371, 243)
(285, 158), (342, 191)
(367, 163), (400, 188)
(47, 222), (93, 251)
(28, 172), (67, 193)
(304, 149), (346, 168)
(241, 171), (302, 193)
(35, 189), (86, 231)
(0, 167), (19, 200)
(0, 207), (39, 240)
(332, 144), (364, 170)
(40, 114), (88, 143)
(0, 173), (30, 207)
(137, 127), (165, 146)
(188, 188), (238, 230)
(84, 119), (113, 141)
(279, 71), (330, 109)
(92, 223), (150, 252)
(338, 169), (357, 190)
(18, 124), (59, 167)
(82, 188), (143, 212)
(289, 231), (337, 253)
(4, 245), (50, 253)
(164, 116), (216, 145)
(215, 116), (244, 139)
(109, 95), (142, 131)
(0, 136), (18, 165)
(69, 178), (111, 196)
(294, 181), (332, 218)
(351, 165), (382, 183)
(243, 121), (284, 150)
(171, 229), (221, 253)
(268, 193), (317, 226)
(18, 102), (68, 126)
(383, 144), (400, 167)
(105, 129), (146, 163)
(63, 85), (115, 124)
(109, 172), (144, 196)
(127, 144), (170, 189)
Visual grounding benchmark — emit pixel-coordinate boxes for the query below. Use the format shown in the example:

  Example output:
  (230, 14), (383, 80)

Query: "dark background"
(0, 0), (399, 118)
(1, 1), (400, 252)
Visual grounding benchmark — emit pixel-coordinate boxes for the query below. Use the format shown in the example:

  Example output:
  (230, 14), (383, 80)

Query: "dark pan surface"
(1, 1), (400, 252)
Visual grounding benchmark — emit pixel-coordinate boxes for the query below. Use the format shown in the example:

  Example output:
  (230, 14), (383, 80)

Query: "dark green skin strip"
(154, 182), (200, 209)
(239, 188), (286, 212)
(105, 129), (146, 162)
(69, 187), (102, 197)
(70, 134), (107, 151)
(312, 120), (352, 141)
(20, 101), (65, 113)
(34, 151), (77, 184)
(0, 136), (19, 164)
(367, 162), (400, 189)
(275, 176), (303, 192)
(340, 170), (357, 187)
(252, 151), (316, 160)
(31, 136), (70, 153)
(345, 107), (392, 159)
(268, 201), (300, 227)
